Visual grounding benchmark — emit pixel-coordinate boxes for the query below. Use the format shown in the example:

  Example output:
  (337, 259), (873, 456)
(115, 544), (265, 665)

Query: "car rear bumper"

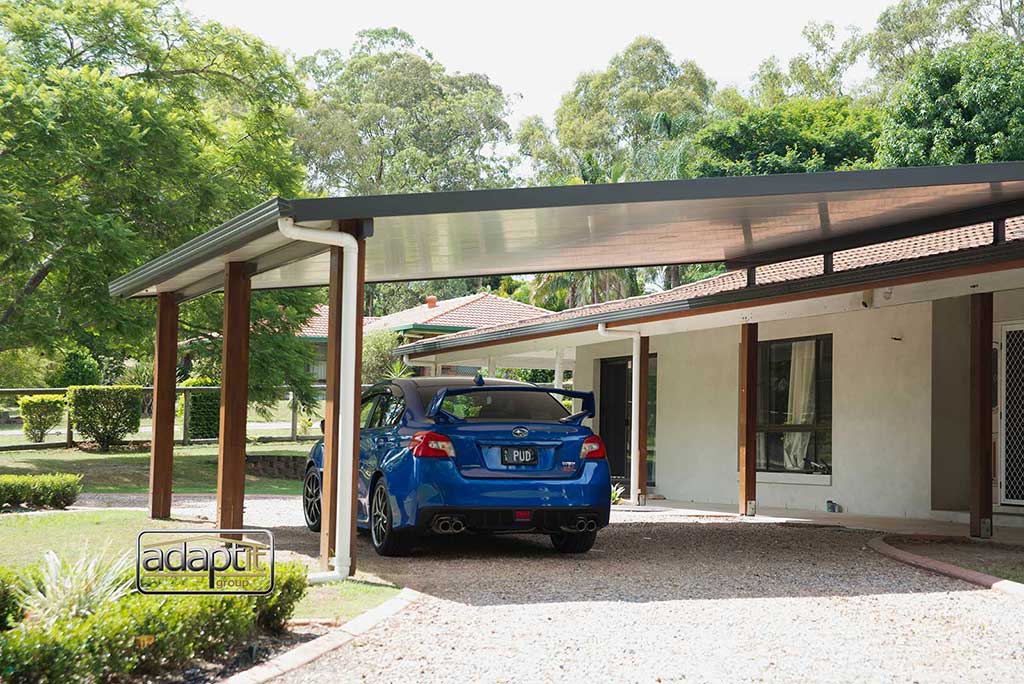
(417, 506), (609, 534)
(394, 459), (611, 530)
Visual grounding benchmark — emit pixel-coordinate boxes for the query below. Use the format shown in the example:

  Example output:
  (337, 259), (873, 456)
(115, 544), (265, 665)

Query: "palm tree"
(531, 268), (642, 311)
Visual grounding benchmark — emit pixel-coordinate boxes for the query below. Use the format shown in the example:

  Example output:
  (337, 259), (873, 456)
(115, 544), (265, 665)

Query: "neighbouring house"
(397, 218), (1024, 528)
(298, 293), (550, 381)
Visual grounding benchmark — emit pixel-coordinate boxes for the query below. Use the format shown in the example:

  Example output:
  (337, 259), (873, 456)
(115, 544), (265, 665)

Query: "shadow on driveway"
(335, 518), (983, 606)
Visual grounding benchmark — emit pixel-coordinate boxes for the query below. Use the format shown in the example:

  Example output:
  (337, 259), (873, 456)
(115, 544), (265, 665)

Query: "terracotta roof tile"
(298, 295), (547, 338)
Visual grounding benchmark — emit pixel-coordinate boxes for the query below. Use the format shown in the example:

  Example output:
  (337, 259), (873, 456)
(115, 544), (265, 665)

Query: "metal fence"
(0, 385), (327, 452)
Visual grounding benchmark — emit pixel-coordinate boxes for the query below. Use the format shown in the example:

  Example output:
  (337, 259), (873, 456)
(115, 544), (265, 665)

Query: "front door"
(599, 357), (631, 484)
(999, 323), (1024, 505)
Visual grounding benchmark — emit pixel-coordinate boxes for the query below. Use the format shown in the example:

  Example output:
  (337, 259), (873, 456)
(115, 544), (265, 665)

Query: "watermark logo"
(136, 529), (274, 595)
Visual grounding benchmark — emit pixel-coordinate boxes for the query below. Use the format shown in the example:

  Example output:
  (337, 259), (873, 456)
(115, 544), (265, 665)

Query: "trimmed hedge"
(16, 395), (65, 443)
(67, 385), (142, 451)
(0, 474), (81, 509)
(0, 560), (308, 683)
(180, 376), (219, 440)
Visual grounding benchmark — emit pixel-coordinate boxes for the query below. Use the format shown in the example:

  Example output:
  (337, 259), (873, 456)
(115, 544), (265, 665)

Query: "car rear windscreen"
(418, 388), (570, 421)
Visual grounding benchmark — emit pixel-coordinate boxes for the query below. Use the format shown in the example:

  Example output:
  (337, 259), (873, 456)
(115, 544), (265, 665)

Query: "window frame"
(755, 333), (833, 475)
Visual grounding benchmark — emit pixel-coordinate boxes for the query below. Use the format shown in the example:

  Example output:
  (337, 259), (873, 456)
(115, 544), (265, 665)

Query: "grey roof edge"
(289, 162), (1024, 222)
(108, 197), (291, 298)
(396, 239), (1024, 357)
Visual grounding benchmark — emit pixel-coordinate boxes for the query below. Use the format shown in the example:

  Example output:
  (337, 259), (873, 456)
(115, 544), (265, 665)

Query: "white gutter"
(596, 324), (644, 506)
(278, 217), (358, 583)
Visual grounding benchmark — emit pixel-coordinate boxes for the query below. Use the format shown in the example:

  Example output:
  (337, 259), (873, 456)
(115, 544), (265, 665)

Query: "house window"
(757, 335), (832, 474)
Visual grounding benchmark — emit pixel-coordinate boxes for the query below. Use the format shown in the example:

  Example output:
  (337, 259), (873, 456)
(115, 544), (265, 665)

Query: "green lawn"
(292, 580), (400, 622)
(0, 509), (207, 567)
(977, 563), (1024, 583)
(0, 443), (310, 495)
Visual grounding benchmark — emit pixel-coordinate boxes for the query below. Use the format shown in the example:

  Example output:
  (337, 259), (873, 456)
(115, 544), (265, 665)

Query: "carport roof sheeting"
(109, 163), (1024, 301)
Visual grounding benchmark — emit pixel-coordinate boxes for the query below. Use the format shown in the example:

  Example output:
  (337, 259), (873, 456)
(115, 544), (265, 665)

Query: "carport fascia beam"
(276, 217), (361, 582)
(597, 324), (643, 506)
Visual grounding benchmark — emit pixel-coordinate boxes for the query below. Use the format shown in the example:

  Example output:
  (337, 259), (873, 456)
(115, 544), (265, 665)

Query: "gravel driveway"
(274, 515), (1024, 684)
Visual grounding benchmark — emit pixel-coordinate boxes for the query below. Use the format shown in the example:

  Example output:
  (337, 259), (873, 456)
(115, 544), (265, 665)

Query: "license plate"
(501, 447), (538, 465)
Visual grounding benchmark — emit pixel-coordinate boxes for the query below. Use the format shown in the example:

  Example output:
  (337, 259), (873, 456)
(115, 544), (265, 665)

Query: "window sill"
(755, 472), (832, 486)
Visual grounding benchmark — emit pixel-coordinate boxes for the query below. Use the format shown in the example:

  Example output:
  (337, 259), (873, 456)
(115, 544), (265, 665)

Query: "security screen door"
(999, 323), (1024, 505)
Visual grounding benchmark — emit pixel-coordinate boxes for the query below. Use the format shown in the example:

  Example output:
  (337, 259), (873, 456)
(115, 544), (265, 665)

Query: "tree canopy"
(293, 28), (514, 196)
(878, 32), (1024, 166)
(0, 0), (317, 410)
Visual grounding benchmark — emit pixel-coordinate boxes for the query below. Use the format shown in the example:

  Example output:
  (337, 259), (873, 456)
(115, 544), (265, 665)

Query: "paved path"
(272, 518), (1024, 684)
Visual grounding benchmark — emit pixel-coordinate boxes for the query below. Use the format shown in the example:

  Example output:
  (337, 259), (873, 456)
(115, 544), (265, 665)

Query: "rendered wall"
(575, 302), (936, 518)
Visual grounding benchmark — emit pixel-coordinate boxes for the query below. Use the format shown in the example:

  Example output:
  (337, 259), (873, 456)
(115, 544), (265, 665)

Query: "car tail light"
(410, 431), (455, 458)
(581, 435), (606, 459)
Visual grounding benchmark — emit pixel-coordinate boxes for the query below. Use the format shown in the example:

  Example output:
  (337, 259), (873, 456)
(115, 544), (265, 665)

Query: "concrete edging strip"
(868, 536), (1024, 597)
(222, 587), (423, 684)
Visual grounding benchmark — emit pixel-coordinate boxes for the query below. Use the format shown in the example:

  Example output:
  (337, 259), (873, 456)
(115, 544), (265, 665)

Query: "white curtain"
(783, 341), (816, 470)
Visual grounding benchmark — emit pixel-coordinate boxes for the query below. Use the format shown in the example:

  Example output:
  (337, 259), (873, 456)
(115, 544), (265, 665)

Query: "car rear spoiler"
(426, 385), (596, 424)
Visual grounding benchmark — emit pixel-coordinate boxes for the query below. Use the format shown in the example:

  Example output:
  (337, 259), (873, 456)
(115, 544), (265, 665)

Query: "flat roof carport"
(110, 162), (1024, 575)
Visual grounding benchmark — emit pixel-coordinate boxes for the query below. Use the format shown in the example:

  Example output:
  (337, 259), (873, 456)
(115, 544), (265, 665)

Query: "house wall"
(574, 302), (936, 518)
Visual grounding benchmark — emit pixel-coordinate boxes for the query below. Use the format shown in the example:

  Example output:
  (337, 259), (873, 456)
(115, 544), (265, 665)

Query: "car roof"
(373, 376), (538, 417)
(394, 376), (534, 390)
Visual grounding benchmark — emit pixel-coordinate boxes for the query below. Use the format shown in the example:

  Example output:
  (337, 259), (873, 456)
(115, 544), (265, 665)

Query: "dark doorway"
(599, 357), (630, 481)
(599, 355), (658, 488)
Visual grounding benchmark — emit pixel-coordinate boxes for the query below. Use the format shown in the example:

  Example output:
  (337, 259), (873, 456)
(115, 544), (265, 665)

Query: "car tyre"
(550, 531), (597, 554)
(370, 479), (413, 556)
(303, 467), (322, 532)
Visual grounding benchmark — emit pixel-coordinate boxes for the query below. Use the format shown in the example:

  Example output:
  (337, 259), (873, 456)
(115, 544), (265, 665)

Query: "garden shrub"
(15, 551), (133, 628)
(67, 385), (142, 451)
(46, 348), (101, 388)
(0, 560), (309, 683)
(0, 474), (82, 509)
(179, 376), (219, 440)
(254, 561), (308, 632)
(0, 568), (22, 631)
(16, 395), (65, 442)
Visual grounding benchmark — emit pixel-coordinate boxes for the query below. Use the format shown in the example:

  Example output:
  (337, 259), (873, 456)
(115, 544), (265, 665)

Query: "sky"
(183, 0), (893, 127)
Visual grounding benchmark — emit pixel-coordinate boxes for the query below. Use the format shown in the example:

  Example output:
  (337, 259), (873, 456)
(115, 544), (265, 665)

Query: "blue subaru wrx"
(302, 376), (611, 556)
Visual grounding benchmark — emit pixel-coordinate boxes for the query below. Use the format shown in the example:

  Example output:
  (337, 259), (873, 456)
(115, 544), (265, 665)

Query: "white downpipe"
(486, 356), (496, 377)
(553, 348), (564, 389)
(596, 324), (643, 506)
(278, 217), (358, 582)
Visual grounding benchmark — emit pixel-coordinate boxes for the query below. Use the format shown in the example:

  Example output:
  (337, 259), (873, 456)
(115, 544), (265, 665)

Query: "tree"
(294, 28), (514, 196)
(750, 22), (863, 106)
(0, 0), (318, 410)
(862, 0), (1024, 87)
(694, 97), (881, 177)
(180, 289), (321, 415)
(521, 36), (715, 185)
(362, 329), (402, 385)
(787, 22), (863, 99)
(878, 33), (1024, 166)
(531, 269), (643, 311)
